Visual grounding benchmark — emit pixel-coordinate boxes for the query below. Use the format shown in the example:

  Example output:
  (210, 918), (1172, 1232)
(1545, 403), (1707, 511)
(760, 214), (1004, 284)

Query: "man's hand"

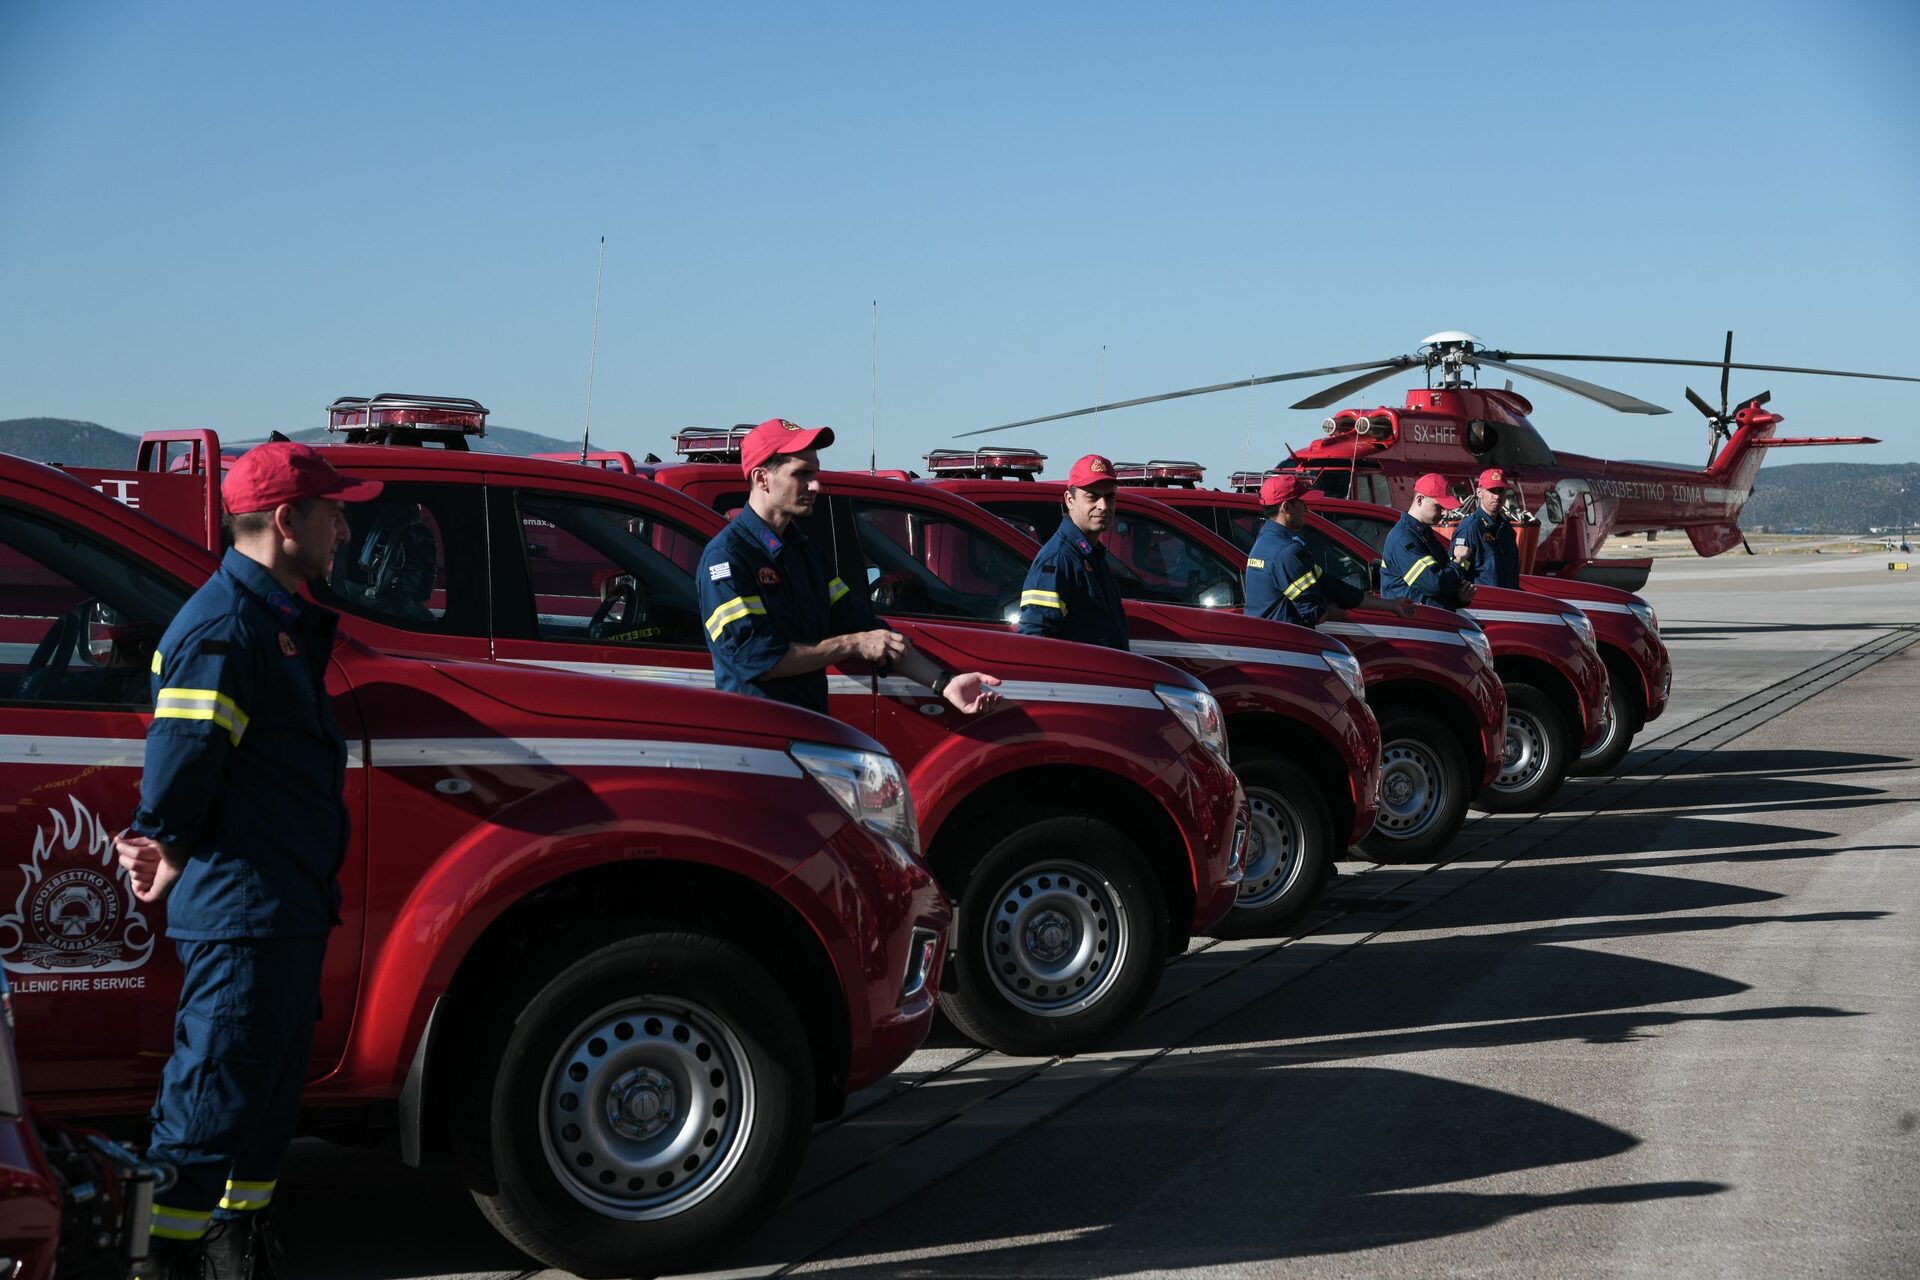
(846, 629), (909, 665)
(115, 834), (182, 905)
(944, 672), (1001, 715)
(1390, 598), (1417, 618)
(1458, 582), (1478, 606)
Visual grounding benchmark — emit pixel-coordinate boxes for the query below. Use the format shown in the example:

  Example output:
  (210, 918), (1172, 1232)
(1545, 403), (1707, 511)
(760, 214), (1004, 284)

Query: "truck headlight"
(1561, 610), (1597, 650)
(1627, 601), (1658, 634)
(1155, 683), (1228, 762)
(789, 742), (921, 868)
(1323, 651), (1366, 699)
(1458, 627), (1494, 668)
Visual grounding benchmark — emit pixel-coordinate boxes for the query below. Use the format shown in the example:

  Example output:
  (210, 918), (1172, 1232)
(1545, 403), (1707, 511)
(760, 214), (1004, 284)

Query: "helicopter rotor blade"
(1473, 357), (1671, 414)
(1736, 390), (1773, 412)
(1684, 386), (1718, 420)
(958, 356), (1414, 437)
(1490, 351), (1920, 386)
(1719, 330), (1733, 417)
(1289, 361), (1422, 410)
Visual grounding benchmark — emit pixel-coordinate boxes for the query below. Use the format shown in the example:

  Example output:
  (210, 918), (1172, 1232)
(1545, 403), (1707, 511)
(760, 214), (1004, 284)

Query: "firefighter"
(697, 417), (999, 715)
(1015, 454), (1131, 649)
(1244, 474), (1413, 626)
(114, 442), (381, 1278)
(1381, 473), (1478, 610)
(1451, 467), (1521, 589)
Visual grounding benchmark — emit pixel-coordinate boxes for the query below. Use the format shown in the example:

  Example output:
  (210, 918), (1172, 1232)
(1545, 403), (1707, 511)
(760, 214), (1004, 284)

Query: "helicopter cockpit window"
(1465, 419), (1557, 468)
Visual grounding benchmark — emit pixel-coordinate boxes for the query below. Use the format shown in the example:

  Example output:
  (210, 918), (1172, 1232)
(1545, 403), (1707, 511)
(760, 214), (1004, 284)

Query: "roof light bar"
(1114, 458), (1206, 488)
(1228, 469), (1283, 493)
(672, 425), (757, 462)
(327, 394), (488, 436)
(924, 446), (1048, 479)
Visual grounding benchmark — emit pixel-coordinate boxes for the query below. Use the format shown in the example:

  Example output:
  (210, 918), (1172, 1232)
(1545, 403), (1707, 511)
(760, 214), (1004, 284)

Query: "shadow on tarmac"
(752, 1063), (1729, 1278)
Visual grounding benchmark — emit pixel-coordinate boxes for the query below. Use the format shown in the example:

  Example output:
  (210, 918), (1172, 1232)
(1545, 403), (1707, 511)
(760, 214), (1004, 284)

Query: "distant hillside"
(0, 417), (139, 468)
(1, 417), (581, 466)
(1741, 461), (1920, 534)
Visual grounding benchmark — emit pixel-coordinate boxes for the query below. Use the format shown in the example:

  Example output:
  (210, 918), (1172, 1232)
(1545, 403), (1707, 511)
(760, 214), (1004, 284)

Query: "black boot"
(139, 1236), (208, 1280)
(200, 1218), (251, 1280)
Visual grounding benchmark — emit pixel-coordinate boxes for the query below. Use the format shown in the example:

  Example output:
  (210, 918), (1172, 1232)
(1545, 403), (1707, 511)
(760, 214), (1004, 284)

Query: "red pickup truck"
(1300, 497), (1669, 776)
(100, 405), (1246, 1060)
(1, 452), (949, 1277)
(637, 439), (1381, 923)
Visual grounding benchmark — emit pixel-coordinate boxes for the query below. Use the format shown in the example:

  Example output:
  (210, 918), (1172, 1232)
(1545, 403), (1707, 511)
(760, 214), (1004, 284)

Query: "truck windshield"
(980, 500), (1243, 609)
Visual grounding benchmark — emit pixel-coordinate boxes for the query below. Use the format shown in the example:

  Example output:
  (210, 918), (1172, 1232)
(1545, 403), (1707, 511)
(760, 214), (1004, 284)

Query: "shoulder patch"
(709, 562), (732, 581)
(1247, 557), (1266, 569)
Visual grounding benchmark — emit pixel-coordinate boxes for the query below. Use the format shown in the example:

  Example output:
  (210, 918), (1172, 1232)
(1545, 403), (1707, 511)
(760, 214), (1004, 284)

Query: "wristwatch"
(930, 670), (954, 698)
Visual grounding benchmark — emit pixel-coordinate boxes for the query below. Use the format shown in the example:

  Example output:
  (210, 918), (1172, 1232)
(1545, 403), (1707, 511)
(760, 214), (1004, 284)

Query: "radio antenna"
(1240, 375), (1256, 471)
(869, 300), (879, 472)
(1088, 345), (1108, 450)
(580, 235), (605, 463)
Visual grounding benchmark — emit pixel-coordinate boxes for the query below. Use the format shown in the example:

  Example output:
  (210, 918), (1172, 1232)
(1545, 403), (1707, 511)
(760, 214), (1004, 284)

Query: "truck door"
(0, 503), (366, 1103)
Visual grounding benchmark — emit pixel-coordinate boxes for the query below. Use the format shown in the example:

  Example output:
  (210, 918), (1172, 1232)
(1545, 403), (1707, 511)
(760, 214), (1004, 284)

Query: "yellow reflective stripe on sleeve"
(828, 577), (851, 604)
(703, 595), (767, 641)
(1246, 557), (1265, 569)
(151, 650), (164, 675)
(1019, 589), (1066, 613)
(219, 1177), (277, 1210)
(151, 1204), (214, 1240)
(1283, 567), (1322, 599)
(1402, 556), (1437, 586)
(153, 687), (250, 745)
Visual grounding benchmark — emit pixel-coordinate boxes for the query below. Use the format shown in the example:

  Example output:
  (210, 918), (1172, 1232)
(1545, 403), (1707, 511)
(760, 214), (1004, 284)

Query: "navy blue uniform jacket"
(1451, 508), (1520, 589)
(132, 549), (349, 940)
(1016, 520), (1130, 650)
(1244, 521), (1362, 628)
(696, 505), (882, 715)
(1380, 512), (1471, 610)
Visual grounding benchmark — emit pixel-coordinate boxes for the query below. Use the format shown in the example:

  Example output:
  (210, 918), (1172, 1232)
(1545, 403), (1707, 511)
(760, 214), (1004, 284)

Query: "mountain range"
(3, 417), (1916, 534)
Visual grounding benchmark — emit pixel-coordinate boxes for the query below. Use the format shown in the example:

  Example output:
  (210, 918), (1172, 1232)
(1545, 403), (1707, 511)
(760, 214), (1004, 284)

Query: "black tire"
(453, 928), (813, 1279)
(1356, 709), (1471, 864)
(1212, 754), (1333, 936)
(939, 810), (1168, 1056)
(1570, 669), (1636, 777)
(1474, 681), (1571, 813)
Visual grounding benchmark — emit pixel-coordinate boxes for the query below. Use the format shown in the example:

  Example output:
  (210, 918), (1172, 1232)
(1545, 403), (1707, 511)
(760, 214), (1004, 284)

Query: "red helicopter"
(962, 332), (1920, 590)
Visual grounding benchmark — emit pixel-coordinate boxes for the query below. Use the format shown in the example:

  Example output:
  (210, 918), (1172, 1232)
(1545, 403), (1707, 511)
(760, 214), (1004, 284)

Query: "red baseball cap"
(1413, 473), (1453, 501)
(1258, 473), (1321, 505)
(1066, 453), (1117, 488)
(1477, 467), (1510, 491)
(741, 417), (835, 478)
(222, 442), (383, 515)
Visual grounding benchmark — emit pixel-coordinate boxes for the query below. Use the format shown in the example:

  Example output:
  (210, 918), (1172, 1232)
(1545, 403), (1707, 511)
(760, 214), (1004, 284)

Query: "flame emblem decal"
(0, 795), (155, 974)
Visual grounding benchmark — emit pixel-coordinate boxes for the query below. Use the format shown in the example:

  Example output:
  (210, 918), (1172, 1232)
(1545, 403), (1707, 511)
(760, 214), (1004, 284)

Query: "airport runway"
(285, 555), (1919, 1279)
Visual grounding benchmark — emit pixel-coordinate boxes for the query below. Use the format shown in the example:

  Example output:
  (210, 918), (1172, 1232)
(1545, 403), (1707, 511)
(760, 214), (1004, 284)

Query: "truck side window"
(512, 494), (706, 649)
(0, 510), (188, 708)
(315, 485), (487, 636)
(846, 500), (1029, 622)
(1299, 525), (1373, 595)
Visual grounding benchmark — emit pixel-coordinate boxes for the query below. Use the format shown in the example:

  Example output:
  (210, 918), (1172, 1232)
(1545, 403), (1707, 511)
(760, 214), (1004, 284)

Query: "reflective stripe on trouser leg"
(151, 1203), (214, 1241)
(146, 937), (328, 1223)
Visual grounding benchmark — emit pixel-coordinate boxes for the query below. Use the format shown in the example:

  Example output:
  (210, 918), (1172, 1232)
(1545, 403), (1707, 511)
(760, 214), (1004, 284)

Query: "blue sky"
(3, 1), (1916, 477)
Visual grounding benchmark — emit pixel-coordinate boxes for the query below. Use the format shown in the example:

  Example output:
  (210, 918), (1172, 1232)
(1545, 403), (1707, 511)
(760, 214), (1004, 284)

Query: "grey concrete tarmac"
(280, 556), (1919, 1279)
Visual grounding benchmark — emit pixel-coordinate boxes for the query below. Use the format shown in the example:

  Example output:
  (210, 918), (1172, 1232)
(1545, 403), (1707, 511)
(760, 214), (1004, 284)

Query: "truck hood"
(1124, 601), (1353, 658)
(888, 618), (1207, 695)
(411, 650), (888, 755)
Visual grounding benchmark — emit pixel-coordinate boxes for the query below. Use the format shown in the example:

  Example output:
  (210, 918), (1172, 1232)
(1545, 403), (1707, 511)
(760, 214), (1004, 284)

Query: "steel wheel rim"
(1494, 709), (1551, 792)
(1578, 684), (1626, 764)
(539, 997), (754, 1221)
(983, 859), (1129, 1016)
(1373, 738), (1445, 840)
(1236, 785), (1306, 909)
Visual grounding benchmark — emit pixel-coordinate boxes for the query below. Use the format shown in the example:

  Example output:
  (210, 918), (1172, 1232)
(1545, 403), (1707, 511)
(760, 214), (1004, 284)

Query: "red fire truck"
(93, 403), (1247, 1059)
(1111, 464), (1663, 779)
(630, 433), (1388, 921)
(0, 452), (949, 1277)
